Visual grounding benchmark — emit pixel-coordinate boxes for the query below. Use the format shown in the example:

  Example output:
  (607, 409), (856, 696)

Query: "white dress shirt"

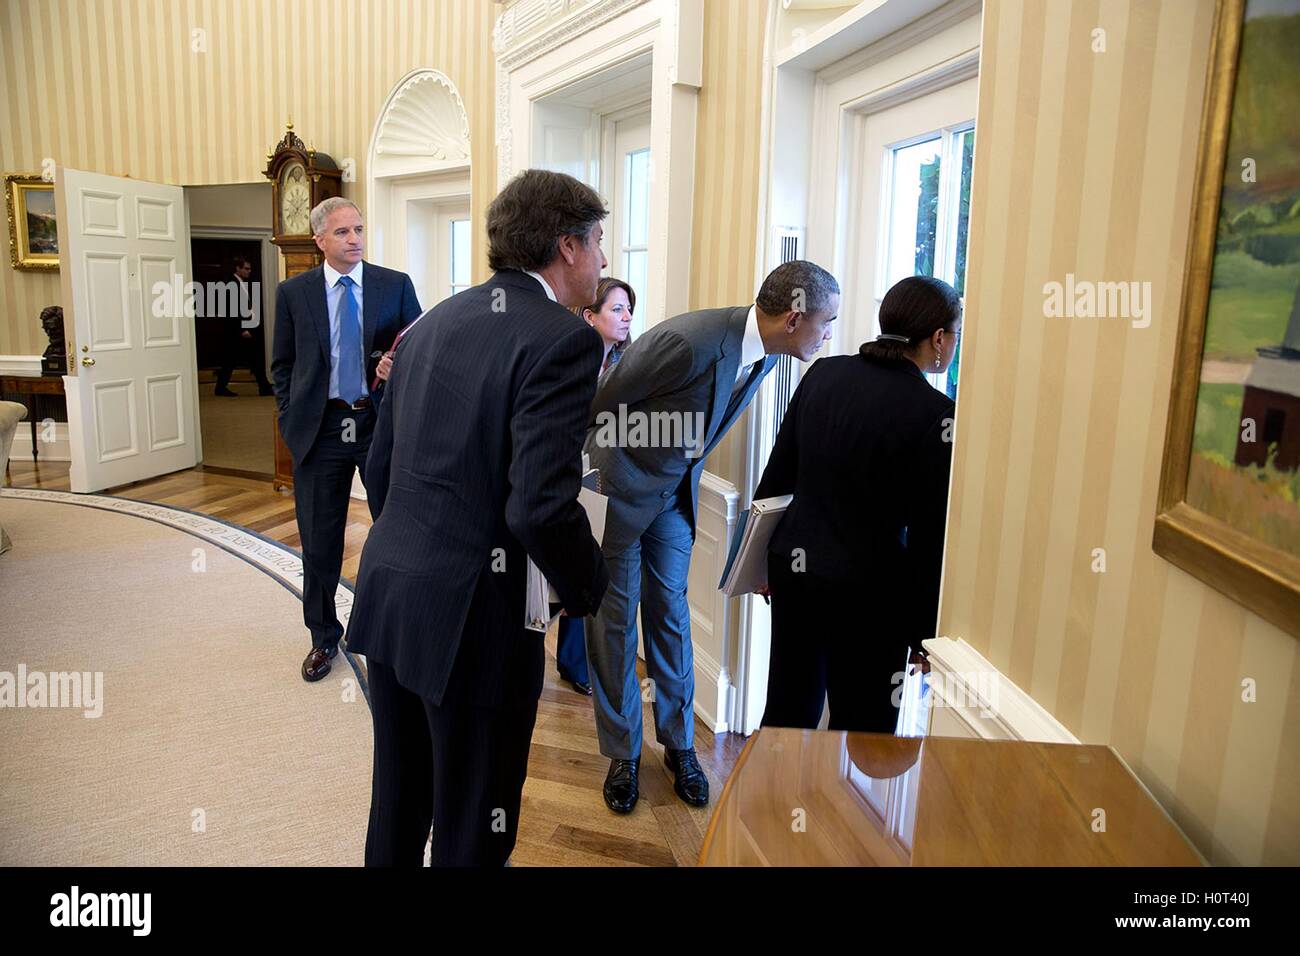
(525, 270), (558, 303)
(323, 260), (367, 400)
(735, 304), (767, 383)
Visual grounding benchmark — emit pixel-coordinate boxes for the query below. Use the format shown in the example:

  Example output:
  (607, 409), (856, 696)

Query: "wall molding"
(841, 48), (979, 116)
(922, 636), (1080, 744)
(0, 355), (44, 376)
(7, 421), (71, 463)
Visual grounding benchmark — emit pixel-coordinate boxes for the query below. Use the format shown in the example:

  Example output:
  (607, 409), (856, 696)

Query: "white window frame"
(602, 103), (652, 335)
(448, 214), (472, 299)
(879, 121), (974, 392)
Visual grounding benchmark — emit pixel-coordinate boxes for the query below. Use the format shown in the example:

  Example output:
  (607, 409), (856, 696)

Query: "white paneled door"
(58, 168), (200, 492)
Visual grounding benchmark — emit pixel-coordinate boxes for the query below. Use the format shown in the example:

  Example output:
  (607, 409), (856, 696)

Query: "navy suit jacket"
(345, 270), (610, 707)
(270, 261), (421, 465)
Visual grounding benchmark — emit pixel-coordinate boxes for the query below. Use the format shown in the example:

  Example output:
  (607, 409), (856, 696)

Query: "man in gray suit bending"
(583, 260), (840, 813)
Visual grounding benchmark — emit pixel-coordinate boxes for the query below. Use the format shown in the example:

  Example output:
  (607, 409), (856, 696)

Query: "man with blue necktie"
(271, 197), (422, 683)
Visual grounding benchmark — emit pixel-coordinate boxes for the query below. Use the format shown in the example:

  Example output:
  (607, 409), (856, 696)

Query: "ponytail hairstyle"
(859, 275), (961, 363)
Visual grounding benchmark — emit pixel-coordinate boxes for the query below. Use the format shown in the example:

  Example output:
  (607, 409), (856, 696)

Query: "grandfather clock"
(263, 123), (344, 490)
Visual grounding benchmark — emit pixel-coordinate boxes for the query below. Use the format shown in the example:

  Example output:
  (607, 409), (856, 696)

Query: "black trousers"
(761, 555), (912, 734)
(293, 404), (373, 649)
(363, 635), (544, 867)
(216, 332), (271, 391)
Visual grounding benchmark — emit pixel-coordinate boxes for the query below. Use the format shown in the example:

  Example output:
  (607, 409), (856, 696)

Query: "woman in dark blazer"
(753, 275), (962, 733)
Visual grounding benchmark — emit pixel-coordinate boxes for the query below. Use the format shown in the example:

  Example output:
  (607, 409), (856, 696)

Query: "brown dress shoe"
(301, 646), (336, 682)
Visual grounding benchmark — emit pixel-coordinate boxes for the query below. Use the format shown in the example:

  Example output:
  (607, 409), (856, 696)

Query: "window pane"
(954, 129), (974, 299)
(623, 250), (647, 336)
(450, 218), (471, 291)
(623, 251), (647, 302)
(885, 138), (941, 290)
(625, 148), (650, 248)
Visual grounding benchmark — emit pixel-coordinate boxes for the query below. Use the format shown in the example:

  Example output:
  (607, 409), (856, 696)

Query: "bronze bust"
(40, 305), (66, 374)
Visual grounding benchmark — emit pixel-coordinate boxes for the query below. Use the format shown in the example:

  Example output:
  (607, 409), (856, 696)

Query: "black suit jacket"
(345, 270), (610, 706)
(754, 352), (955, 646)
(270, 261), (421, 465)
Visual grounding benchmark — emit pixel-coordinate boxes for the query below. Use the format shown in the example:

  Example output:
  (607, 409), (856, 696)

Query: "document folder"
(718, 494), (793, 597)
(525, 467), (605, 632)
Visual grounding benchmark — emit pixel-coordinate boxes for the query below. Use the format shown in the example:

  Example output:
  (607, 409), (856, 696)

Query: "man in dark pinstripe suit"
(345, 170), (610, 867)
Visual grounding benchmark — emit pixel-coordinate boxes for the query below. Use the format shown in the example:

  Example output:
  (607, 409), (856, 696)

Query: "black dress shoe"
(214, 387), (237, 397)
(301, 646), (336, 682)
(665, 747), (709, 806)
(560, 674), (593, 696)
(603, 758), (640, 814)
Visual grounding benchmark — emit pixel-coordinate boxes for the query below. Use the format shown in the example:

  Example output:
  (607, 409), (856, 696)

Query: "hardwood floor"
(3, 460), (747, 866)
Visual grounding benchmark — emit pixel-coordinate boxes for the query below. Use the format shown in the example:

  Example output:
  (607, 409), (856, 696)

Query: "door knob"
(81, 357), (96, 367)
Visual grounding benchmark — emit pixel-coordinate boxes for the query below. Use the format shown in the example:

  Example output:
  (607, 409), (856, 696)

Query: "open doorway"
(185, 183), (278, 477)
(531, 54), (654, 335)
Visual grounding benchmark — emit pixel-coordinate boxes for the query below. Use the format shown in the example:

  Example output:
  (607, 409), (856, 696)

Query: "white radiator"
(687, 471), (743, 732)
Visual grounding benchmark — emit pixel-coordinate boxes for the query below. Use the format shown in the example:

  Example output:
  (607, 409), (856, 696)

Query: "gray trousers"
(585, 492), (695, 760)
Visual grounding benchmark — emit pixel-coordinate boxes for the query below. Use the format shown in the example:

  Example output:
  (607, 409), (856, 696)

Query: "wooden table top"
(699, 728), (1204, 866)
(0, 373), (65, 394)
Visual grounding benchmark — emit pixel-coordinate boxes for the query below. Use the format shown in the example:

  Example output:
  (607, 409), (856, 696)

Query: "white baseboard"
(6, 421), (71, 463)
(921, 636), (1079, 744)
(691, 644), (733, 734)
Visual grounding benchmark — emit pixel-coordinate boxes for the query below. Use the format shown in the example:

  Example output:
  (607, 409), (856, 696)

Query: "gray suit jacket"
(584, 305), (777, 555)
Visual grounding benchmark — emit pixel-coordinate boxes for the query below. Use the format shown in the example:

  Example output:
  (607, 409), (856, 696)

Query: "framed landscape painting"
(5, 173), (59, 271)
(1155, 0), (1300, 638)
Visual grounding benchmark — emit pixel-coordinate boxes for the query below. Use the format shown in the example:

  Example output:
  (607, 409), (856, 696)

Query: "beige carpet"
(0, 496), (373, 865)
(198, 374), (276, 474)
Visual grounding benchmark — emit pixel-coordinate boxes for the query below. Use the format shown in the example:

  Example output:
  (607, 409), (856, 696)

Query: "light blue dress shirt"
(323, 260), (368, 400)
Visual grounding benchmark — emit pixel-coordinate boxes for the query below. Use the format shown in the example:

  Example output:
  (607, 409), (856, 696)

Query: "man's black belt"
(327, 397), (372, 411)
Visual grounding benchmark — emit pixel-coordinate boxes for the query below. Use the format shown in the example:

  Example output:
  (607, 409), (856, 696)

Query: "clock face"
(280, 163), (311, 235)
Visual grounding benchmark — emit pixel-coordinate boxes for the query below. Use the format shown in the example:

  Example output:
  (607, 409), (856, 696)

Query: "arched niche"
(366, 69), (472, 310)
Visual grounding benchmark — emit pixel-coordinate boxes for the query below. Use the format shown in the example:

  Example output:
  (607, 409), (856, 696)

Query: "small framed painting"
(1155, 0), (1300, 638)
(5, 174), (59, 271)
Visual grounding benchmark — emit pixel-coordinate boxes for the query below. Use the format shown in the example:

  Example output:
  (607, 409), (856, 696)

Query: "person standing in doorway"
(215, 254), (273, 397)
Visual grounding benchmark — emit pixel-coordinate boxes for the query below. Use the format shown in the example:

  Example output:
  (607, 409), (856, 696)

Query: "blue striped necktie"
(336, 274), (363, 404)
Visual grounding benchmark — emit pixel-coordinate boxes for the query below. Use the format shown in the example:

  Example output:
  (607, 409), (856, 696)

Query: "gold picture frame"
(5, 173), (59, 271)
(1154, 0), (1300, 639)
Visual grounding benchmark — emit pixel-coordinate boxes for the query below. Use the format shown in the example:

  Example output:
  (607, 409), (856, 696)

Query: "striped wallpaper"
(945, 0), (1297, 865)
(689, 0), (769, 312)
(0, 0), (498, 356)
(692, 0), (770, 487)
